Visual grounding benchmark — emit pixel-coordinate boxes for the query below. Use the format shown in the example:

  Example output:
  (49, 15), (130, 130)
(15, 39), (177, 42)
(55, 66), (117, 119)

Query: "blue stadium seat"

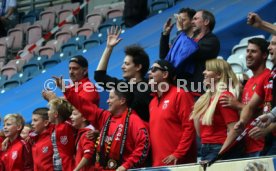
(21, 14), (37, 24)
(61, 42), (79, 56)
(42, 58), (60, 70)
(3, 80), (21, 90)
(82, 39), (100, 50)
(150, 0), (170, 16)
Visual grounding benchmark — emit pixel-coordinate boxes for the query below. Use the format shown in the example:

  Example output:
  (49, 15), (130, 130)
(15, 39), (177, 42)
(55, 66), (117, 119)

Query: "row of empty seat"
(0, 0), (180, 92)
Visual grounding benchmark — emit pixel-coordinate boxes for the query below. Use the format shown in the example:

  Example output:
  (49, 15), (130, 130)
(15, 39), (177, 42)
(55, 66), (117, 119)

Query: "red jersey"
(1, 136), (33, 171)
(75, 125), (95, 171)
(255, 67), (276, 135)
(0, 136), (4, 170)
(242, 69), (270, 153)
(66, 94), (150, 170)
(31, 125), (54, 171)
(200, 91), (239, 144)
(52, 121), (76, 170)
(149, 85), (197, 166)
(64, 77), (100, 106)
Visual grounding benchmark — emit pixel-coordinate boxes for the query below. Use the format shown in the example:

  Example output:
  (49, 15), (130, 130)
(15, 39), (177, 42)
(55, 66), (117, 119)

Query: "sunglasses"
(149, 66), (167, 73)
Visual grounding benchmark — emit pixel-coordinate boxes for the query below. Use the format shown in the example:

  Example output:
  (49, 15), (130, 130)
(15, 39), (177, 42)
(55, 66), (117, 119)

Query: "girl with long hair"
(190, 59), (241, 161)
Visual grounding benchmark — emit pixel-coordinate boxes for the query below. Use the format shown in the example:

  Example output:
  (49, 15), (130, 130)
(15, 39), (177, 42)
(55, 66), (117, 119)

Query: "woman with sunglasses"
(148, 59), (197, 166)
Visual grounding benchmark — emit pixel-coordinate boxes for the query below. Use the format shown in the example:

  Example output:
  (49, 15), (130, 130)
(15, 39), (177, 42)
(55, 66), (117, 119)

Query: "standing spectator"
(42, 55), (100, 107)
(47, 98), (76, 171)
(30, 107), (54, 171)
(148, 59), (197, 166)
(236, 35), (276, 155)
(94, 26), (151, 123)
(159, 8), (196, 59)
(66, 87), (150, 171)
(220, 38), (270, 157)
(1, 114), (33, 171)
(70, 108), (95, 171)
(188, 10), (220, 95)
(0, 0), (17, 37)
(0, 130), (5, 170)
(190, 59), (241, 161)
(123, 0), (149, 28)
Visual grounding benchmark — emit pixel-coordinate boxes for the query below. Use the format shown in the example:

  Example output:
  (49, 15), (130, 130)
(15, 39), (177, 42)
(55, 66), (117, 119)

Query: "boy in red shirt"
(48, 98), (76, 170)
(1, 114), (33, 171)
(30, 107), (54, 171)
(70, 108), (95, 171)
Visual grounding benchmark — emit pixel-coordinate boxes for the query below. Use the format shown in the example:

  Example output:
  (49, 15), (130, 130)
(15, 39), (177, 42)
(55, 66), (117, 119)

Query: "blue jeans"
(265, 138), (276, 156)
(200, 144), (222, 161)
(244, 151), (261, 158)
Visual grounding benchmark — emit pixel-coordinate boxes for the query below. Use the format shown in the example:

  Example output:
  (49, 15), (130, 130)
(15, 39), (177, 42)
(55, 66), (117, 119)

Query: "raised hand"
(106, 26), (122, 48)
(247, 12), (263, 28)
(42, 90), (57, 101)
(163, 17), (174, 35)
(52, 75), (65, 90)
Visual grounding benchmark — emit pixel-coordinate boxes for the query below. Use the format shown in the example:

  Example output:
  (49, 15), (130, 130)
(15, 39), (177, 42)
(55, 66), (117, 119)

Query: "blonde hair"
(4, 113), (25, 131)
(190, 59), (240, 125)
(48, 98), (73, 122)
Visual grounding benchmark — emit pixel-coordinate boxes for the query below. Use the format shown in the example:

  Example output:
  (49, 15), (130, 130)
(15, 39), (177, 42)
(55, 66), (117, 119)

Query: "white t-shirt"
(0, 0), (17, 19)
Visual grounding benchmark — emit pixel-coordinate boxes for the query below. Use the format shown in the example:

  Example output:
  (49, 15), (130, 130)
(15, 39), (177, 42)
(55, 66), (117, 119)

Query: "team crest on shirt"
(252, 83), (257, 91)
(42, 146), (49, 153)
(11, 151), (18, 160)
(60, 136), (68, 145)
(162, 100), (170, 109)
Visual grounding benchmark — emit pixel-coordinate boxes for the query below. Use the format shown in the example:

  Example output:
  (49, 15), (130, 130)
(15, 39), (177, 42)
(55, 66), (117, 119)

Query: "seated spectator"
(1, 113), (33, 171)
(0, 0), (18, 37)
(190, 59), (241, 161)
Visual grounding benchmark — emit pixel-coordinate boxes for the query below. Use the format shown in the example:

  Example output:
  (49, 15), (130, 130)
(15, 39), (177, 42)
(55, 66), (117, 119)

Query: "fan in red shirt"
(148, 59), (197, 166)
(220, 37), (270, 157)
(65, 87), (150, 171)
(190, 59), (241, 161)
(30, 107), (54, 171)
(1, 114), (33, 171)
(236, 35), (276, 156)
(47, 98), (76, 171)
(70, 108), (95, 171)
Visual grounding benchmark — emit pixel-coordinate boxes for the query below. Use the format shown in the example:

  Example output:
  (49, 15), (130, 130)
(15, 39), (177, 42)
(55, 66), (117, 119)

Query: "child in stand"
(48, 98), (76, 170)
(70, 108), (95, 171)
(1, 114), (33, 171)
(30, 107), (54, 171)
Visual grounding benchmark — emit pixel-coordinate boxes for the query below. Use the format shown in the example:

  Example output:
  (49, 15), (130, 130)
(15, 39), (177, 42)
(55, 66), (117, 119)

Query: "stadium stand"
(0, 0), (275, 131)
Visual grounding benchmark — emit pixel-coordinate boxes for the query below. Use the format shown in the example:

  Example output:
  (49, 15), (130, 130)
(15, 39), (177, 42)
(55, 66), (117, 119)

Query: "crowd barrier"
(130, 156), (276, 171)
